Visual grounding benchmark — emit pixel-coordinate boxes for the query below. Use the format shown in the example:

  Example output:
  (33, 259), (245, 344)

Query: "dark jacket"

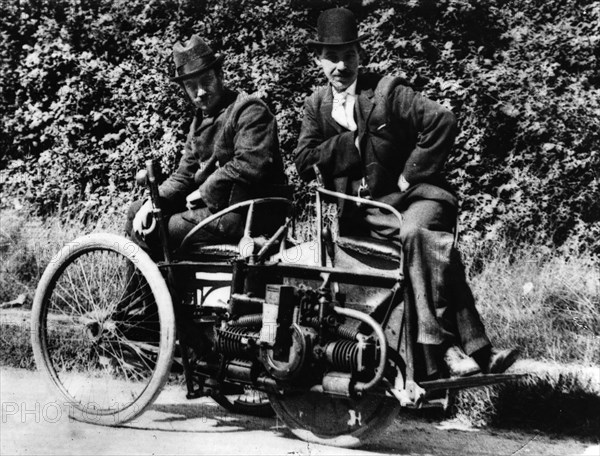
(294, 73), (458, 213)
(160, 89), (285, 215)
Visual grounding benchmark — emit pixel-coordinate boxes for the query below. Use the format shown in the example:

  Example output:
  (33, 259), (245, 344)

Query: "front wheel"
(31, 233), (176, 426)
(268, 390), (400, 448)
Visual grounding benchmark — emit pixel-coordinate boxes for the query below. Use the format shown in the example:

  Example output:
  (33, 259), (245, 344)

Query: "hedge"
(1, 0), (599, 253)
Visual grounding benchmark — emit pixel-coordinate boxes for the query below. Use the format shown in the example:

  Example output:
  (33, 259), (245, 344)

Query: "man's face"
(316, 43), (360, 92)
(182, 69), (223, 115)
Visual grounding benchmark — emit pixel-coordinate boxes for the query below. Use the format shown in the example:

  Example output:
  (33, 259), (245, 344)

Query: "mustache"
(332, 69), (351, 77)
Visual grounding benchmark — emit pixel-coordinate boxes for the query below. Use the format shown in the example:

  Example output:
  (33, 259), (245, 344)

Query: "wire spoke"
(65, 266), (93, 313)
(38, 241), (172, 423)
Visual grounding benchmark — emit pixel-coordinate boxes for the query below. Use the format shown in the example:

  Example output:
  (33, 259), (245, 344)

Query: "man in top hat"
(126, 35), (286, 254)
(294, 8), (519, 379)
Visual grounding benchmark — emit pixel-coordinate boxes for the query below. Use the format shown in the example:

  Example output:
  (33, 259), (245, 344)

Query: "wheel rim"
(38, 247), (167, 418)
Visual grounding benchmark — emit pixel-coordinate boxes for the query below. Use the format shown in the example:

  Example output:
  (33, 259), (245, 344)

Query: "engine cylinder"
(215, 326), (259, 357)
(324, 339), (363, 372)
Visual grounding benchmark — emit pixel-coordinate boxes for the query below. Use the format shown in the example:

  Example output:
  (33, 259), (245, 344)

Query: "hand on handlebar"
(133, 199), (155, 237)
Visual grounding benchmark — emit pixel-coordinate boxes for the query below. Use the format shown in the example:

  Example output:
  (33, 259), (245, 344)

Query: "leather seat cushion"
(336, 236), (402, 261)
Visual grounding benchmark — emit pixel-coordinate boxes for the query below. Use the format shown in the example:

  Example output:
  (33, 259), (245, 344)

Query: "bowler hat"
(307, 8), (369, 47)
(171, 35), (224, 82)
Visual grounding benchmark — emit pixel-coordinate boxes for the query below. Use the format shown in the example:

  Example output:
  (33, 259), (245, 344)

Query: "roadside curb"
(512, 359), (600, 393)
(451, 358), (599, 440)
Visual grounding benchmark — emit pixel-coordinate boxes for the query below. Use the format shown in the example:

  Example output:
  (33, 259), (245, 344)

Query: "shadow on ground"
(452, 369), (600, 443)
(145, 402), (279, 434)
(492, 378), (600, 441)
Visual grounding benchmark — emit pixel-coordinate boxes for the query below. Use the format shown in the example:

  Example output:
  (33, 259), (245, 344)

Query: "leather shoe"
(443, 345), (481, 377)
(474, 347), (520, 374)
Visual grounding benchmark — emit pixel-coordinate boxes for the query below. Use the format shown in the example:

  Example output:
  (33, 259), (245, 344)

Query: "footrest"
(420, 373), (528, 392)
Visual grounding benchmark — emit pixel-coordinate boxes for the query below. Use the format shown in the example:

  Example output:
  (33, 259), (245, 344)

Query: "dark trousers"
(124, 199), (244, 258)
(346, 198), (490, 375)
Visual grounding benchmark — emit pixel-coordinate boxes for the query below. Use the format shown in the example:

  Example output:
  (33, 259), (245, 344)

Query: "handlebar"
(135, 169), (148, 187)
(178, 197), (293, 253)
(139, 160), (172, 262)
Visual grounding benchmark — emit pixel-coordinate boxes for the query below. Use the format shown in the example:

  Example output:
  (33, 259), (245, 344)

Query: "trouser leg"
(166, 207), (244, 247)
(124, 199), (244, 254)
(364, 199), (490, 374)
(447, 248), (490, 354)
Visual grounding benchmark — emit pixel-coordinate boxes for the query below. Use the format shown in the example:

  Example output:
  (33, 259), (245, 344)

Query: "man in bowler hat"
(294, 8), (519, 378)
(126, 35), (285, 253)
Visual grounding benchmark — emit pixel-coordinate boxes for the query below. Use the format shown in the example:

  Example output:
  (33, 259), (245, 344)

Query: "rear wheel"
(268, 390), (399, 448)
(31, 233), (176, 426)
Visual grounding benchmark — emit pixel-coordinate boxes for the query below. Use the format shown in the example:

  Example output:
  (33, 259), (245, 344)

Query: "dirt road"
(1, 367), (597, 456)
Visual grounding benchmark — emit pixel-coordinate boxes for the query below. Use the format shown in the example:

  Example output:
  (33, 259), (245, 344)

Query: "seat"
(336, 236), (402, 261)
(182, 235), (278, 261)
(183, 243), (240, 261)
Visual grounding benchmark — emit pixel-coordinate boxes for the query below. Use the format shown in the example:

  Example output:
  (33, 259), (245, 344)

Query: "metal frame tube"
(178, 197), (292, 252)
(316, 187), (404, 277)
(333, 306), (387, 393)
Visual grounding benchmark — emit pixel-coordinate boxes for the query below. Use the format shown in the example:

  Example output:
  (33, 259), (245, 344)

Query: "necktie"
(332, 91), (357, 131)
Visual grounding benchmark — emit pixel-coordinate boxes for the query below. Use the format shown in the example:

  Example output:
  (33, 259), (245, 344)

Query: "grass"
(0, 322), (35, 370)
(0, 208), (122, 304)
(451, 240), (599, 438)
(463, 240), (600, 367)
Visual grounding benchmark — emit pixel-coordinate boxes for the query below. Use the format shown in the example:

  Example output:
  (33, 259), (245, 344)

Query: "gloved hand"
(133, 199), (155, 236)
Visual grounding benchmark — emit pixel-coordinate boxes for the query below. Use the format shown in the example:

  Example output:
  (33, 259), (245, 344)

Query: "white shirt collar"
(332, 80), (357, 98)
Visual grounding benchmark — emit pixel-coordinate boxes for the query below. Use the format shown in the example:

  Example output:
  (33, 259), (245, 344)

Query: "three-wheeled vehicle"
(31, 160), (521, 447)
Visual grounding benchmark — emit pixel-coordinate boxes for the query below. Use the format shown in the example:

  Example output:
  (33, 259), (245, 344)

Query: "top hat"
(307, 8), (369, 47)
(171, 35), (224, 82)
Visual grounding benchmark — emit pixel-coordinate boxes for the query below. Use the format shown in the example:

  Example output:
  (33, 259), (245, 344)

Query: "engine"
(214, 283), (382, 396)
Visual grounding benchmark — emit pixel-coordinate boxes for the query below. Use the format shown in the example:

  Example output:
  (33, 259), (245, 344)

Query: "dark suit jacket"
(294, 73), (458, 214)
(160, 89), (285, 215)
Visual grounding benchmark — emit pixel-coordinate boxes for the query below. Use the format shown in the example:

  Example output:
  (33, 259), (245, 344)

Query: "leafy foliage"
(1, 0), (598, 252)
